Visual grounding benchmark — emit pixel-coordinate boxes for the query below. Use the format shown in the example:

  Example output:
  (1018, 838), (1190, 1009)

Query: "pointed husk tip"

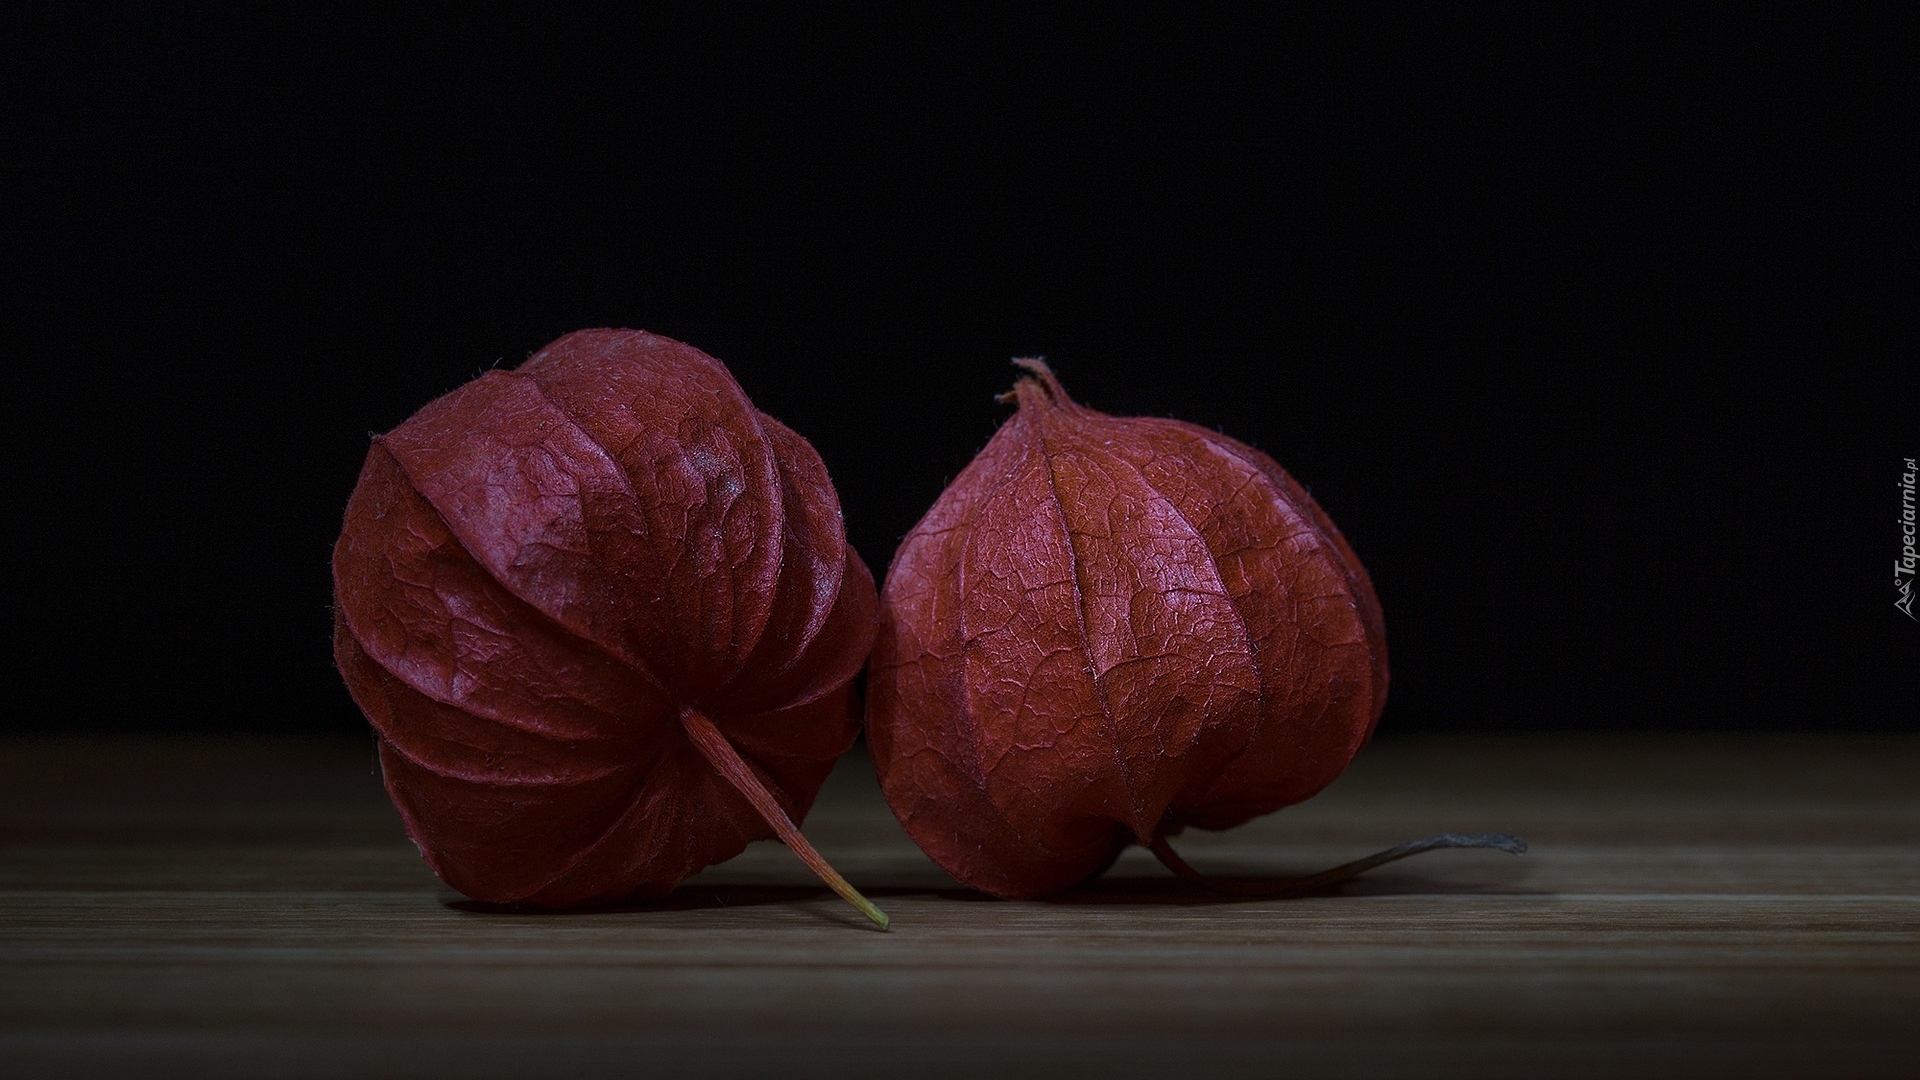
(996, 357), (1074, 411)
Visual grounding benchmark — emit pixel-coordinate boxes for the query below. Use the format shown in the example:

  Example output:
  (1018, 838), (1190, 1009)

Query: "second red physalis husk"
(867, 361), (1521, 899)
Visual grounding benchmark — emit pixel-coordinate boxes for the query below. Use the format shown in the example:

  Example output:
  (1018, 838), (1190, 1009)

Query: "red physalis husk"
(868, 361), (1519, 900)
(333, 329), (887, 927)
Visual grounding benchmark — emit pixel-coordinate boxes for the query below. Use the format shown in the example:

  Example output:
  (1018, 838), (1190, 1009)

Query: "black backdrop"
(7, 5), (1913, 736)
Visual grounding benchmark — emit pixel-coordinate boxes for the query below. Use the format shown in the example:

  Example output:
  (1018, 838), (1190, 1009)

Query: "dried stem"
(1147, 832), (1526, 897)
(679, 707), (889, 930)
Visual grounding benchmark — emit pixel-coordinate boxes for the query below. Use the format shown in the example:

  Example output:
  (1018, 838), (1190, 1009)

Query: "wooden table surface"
(3, 734), (1916, 1078)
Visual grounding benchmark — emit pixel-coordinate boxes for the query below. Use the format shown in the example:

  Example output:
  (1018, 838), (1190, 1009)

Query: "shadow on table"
(444, 884), (945, 918)
(1035, 873), (1547, 905)
(444, 868), (1542, 917)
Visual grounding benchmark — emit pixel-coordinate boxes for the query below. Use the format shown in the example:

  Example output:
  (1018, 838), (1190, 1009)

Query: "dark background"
(6, 4), (1913, 736)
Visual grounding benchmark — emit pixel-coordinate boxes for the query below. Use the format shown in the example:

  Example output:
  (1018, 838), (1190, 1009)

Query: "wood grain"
(3, 735), (1916, 1078)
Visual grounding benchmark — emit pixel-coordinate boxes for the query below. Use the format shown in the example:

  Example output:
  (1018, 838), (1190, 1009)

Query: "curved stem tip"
(996, 357), (1075, 411)
(1148, 832), (1526, 898)
(680, 707), (889, 930)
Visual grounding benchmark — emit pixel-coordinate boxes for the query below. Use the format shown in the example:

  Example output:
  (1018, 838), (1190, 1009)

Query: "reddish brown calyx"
(679, 707), (890, 930)
(1147, 832), (1527, 898)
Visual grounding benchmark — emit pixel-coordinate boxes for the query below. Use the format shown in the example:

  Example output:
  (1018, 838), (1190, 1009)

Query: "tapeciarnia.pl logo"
(1899, 457), (1917, 620)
